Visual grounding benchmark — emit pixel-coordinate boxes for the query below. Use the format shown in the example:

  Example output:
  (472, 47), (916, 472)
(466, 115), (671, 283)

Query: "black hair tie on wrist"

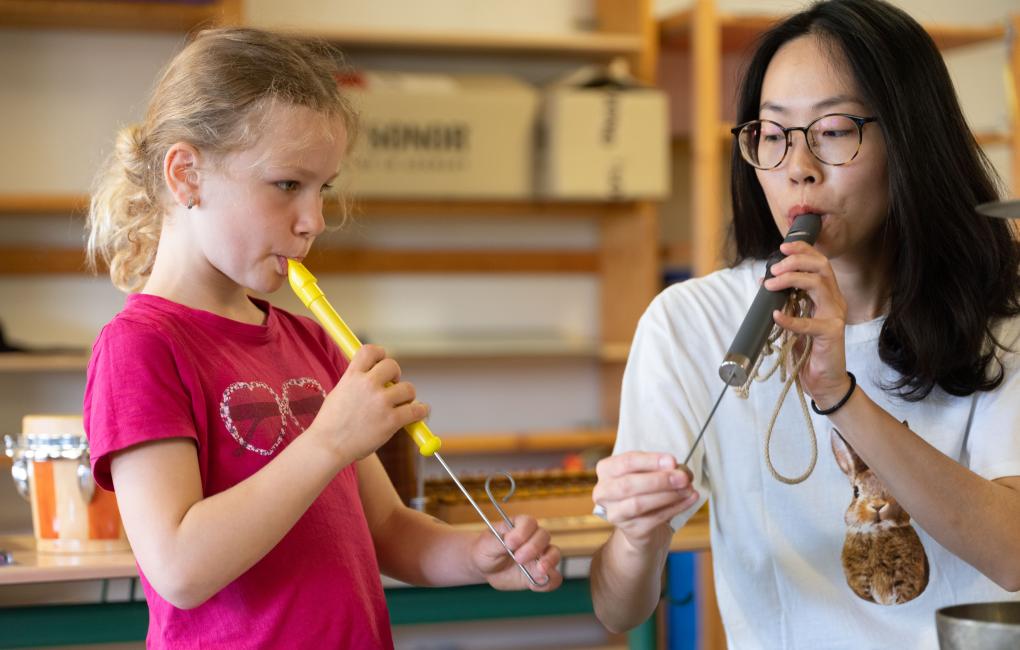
(810, 371), (856, 416)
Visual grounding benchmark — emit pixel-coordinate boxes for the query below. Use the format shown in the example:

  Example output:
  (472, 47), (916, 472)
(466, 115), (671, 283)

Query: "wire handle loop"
(484, 472), (517, 529)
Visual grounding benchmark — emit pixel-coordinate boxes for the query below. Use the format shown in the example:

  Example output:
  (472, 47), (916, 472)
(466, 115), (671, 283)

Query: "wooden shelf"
(0, 194), (89, 215)
(0, 246), (597, 275)
(438, 428), (615, 455)
(0, 341), (626, 372)
(378, 332), (626, 361)
(0, 194), (643, 219)
(304, 248), (597, 274)
(343, 198), (644, 219)
(277, 27), (643, 58)
(0, 352), (90, 372)
(0, 0), (239, 32)
(660, 9), (1006, 53)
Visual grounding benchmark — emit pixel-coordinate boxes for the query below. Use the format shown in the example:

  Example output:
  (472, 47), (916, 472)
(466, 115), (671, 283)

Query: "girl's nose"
(297, 199), (327, 238)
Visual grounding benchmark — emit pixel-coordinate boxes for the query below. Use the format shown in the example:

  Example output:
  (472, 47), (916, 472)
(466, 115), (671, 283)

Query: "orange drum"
(4, 415), (129, 554)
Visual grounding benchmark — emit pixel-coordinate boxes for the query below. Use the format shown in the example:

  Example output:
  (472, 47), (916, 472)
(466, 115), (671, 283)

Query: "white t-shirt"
(614, 260), (1020, 650)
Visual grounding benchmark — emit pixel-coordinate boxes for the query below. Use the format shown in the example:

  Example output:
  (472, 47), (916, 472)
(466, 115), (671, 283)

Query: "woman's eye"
(821, 129), (852, 138)
(275, 180), (299, 191)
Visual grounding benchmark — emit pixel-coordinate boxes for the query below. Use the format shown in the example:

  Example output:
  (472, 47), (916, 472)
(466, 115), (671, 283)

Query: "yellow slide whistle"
(287, 259), (442, 457)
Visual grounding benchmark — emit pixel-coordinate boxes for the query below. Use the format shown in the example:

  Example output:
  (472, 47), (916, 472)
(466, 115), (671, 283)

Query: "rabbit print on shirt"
(831, 427), (929, 605)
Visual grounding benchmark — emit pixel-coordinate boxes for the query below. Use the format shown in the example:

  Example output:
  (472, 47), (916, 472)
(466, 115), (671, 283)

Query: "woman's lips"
(786, 208), (826, 229)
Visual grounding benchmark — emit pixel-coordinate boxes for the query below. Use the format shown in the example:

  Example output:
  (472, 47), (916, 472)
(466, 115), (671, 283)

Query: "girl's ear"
(164, 142), (202, 210)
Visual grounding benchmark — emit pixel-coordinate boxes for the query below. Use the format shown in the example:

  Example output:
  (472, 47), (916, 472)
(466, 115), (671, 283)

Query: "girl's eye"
(320, 183), (334, 194)
(275, 180), (299, 191)
(853, 485), (860, 499)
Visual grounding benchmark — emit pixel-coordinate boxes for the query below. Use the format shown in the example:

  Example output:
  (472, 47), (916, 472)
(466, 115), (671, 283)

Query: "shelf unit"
(660, 0), (1020, 276)
(0, 4), (715, 649)
(0, 0), (242, 31)
(0, 4), (660, 462)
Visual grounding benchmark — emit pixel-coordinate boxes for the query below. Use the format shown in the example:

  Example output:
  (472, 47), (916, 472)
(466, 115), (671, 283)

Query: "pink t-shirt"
(84, 294), (393, 649)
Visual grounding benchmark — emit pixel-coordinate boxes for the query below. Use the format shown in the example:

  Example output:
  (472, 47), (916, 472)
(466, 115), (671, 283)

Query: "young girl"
(84, 28), (561, 648)
(590, 0), (1020, 648)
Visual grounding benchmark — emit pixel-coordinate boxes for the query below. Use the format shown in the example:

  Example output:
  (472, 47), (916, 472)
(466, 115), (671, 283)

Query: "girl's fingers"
(366, 357), (402, 384)
(392, 400), (428, 426)
(384, 380), (416, 406)
(347, 344), (386, 372)
(531, 546), (563, 591)
(502, 515), (539, 551)
(508, 527), (552, 565)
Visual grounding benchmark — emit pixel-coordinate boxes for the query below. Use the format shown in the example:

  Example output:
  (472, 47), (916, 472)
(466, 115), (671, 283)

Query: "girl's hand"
(471, 514), (562, 592)
(765, 240), (852, 408)
(311, 344), (429, 462)
(592, 452), (699, 552)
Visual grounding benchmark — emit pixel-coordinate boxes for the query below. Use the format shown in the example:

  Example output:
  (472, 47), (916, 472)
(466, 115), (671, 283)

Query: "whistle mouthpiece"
(785, 213), (822, 244)
(287, 259), (322, 308)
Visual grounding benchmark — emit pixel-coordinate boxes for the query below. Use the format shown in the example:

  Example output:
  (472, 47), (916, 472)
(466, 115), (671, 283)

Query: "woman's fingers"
(596, 451), (677, 480)
(772, 310), (844, 338)
(593, 468), (691, 502)
(601, 488), (697, 523)
(613, 491), (701, 539)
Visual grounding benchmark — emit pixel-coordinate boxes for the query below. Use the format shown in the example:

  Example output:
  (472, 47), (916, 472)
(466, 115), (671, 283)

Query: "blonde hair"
(87, 27), (356, 292)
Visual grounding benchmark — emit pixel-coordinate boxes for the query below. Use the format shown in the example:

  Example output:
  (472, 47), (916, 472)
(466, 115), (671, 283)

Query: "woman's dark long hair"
(730, 0), (1020, 400)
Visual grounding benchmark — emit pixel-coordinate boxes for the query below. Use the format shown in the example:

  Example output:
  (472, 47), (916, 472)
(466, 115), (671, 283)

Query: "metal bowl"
(936, 601), (1020, 649)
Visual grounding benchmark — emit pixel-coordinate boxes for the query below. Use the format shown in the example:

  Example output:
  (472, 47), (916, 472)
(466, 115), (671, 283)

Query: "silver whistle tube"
(719, 213), (822, 386)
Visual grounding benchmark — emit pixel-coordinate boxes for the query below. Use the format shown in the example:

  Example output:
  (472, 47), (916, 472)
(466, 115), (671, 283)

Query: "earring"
(186, 196), (196, 210)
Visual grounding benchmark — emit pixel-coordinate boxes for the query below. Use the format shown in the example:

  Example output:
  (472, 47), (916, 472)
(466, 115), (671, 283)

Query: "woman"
(589, 0), (1020, 647)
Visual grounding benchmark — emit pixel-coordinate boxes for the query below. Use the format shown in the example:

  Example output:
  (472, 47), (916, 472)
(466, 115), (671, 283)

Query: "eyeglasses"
(731, 113), (878, 170)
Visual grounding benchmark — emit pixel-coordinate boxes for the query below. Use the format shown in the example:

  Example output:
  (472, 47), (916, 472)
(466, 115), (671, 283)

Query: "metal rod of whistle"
(431, 452), (544, 586)
(287, 260), (545, 586)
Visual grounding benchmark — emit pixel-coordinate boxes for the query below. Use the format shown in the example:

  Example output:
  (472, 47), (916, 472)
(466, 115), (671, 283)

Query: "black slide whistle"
(718, 213), (821, 386)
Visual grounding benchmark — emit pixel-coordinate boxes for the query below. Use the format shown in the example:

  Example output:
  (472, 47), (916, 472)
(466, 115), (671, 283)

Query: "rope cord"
(735, 290), (818, 484)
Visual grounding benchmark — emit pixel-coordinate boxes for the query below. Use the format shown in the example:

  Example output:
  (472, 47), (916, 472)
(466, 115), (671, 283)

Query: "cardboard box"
(539, 63), (670, 199)
(343, 72), (538, 198)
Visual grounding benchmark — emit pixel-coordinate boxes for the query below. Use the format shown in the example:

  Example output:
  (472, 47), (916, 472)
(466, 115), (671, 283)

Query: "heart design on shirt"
(220, 378), (326, 456)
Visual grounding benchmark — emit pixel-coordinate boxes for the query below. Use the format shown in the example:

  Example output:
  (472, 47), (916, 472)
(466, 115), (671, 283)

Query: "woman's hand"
(765, 240), (852, 408)
(592, 451), (699, 552)
(471, 515), (562, 592)
(309, 344), (429, 462)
